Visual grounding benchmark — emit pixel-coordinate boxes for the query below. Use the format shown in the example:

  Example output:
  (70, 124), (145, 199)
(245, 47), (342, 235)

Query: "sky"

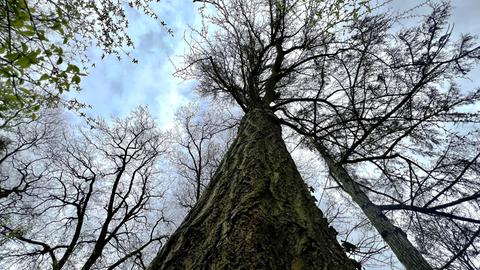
(73, 0), (480, 129)
(74, 0), (200, 128)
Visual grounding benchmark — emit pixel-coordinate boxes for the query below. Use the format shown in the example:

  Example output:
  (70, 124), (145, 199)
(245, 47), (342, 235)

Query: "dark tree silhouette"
(274, 3), (480, 269)
(0, 107), (172, 270)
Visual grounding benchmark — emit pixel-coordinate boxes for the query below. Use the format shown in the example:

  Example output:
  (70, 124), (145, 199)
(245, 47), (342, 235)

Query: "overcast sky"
(74, 0), (480, 128)
(73, 0), (198, 128)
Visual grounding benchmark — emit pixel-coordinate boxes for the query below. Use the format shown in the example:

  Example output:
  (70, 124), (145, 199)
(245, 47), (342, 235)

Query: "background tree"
(0, 109), (60, 200)
(170, 101), (238, 210)
(0, 107), (172, 270)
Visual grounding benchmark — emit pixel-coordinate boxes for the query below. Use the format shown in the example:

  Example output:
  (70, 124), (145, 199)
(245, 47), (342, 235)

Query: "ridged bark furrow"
(149, 108), (357, 270)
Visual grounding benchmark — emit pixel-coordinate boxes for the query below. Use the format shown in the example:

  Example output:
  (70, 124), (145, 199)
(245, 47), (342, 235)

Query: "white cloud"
(74, 0), (200, 124)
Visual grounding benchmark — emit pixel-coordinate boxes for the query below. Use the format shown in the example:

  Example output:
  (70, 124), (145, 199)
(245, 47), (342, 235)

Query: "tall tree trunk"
(311, 140), (433, 270)
(149, 108), (357, 270)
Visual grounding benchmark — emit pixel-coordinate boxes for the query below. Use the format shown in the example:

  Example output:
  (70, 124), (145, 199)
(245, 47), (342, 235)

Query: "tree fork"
(149, 108), (357, 269)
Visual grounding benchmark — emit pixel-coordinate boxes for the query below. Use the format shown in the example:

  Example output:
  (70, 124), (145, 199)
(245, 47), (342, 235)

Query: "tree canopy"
(0, 0), (170, 127)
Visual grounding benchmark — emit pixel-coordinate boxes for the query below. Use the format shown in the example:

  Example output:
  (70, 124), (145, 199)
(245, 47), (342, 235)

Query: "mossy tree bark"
(148, 108), (357, 269)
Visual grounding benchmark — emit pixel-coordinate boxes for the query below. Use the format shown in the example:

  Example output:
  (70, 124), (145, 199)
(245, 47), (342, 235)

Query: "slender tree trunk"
(311, 140), (433, 270)
(149, 108), (357, 270)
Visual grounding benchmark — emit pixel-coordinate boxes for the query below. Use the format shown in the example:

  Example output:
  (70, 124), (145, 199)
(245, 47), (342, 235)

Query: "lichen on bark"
(148, 108), (357, 270)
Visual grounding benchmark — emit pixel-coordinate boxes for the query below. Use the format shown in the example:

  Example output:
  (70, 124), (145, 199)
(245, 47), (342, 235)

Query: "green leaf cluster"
(1, 0), (169, 128)
(1, 0), (84, 127)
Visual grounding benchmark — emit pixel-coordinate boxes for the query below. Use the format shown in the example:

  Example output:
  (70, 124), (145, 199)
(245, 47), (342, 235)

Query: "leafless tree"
(0, 110), (61, 200)
(0, 107), (172, 270)
(170, 101), (238, 209)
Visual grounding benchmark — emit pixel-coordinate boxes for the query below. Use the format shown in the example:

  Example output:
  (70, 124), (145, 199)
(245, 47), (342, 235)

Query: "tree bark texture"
(149, 108), (357, 270)
(312, 140), (433, 270)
